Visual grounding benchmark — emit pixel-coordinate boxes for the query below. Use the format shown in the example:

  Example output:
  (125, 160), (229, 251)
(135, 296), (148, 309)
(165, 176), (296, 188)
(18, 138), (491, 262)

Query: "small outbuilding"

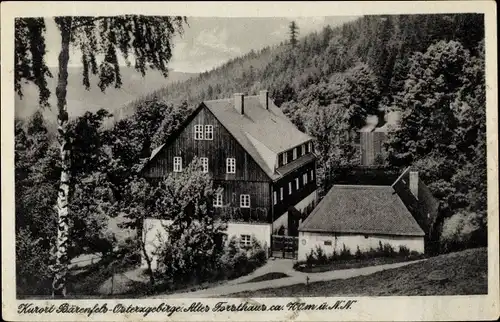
(297, 184), (425, 261)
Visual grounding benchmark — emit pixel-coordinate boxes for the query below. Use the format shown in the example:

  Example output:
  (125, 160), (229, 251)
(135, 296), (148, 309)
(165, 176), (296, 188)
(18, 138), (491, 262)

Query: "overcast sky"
(43, 16), (360, 73)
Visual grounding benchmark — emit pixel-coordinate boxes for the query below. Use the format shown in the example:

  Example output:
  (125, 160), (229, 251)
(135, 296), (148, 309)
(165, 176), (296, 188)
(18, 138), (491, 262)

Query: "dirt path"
(149, 258), (426, 298)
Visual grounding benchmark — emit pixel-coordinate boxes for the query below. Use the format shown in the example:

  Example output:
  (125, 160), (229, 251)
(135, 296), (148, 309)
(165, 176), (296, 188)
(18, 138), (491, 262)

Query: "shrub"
(382, 243), (395, 256)
(339, 244), (351, 260)
(306, 249), (315, 267)
(440, 211), (486, 253)
(365, 247), (379, 259)
(328, 249), (338, 261)
(398, 245), (411, 257)
(16, 229), (53, 296)
(315, 246), (328, 265)
(355, 246), (363, 259)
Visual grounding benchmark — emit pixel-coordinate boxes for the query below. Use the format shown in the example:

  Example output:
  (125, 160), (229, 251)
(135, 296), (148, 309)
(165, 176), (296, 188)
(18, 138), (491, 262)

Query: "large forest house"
(139, 90), (319, 269)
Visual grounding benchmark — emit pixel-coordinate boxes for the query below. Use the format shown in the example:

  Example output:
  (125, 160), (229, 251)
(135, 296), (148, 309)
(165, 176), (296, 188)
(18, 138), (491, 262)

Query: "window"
(173, 157), (182, 172)
(240, 234), (252, 247)
(282, 153), (288, 165)
(303, 173), (308, 185)
(288, 182), (292, 195)
(324, 240), (332, 246)
(214, 193), (223, 207)
(273, 191), (277, 205)
(308, 141), (313, 153)
(310, 170), (314, 181)
(194, 125), (204, 140)
(293, 148), (297, 160)
(280, 187), (283, 201)
(240, 194), (250, 208)
(204, 125), (213, 140)
(295, 177), (300, 190)
(201, 157), (209, 173)
(301, 144), (306, 155)
(226, 158), (236, 174)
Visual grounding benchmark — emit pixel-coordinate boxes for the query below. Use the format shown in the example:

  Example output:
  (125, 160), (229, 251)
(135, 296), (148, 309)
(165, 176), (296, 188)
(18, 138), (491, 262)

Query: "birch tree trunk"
(52, 17), (72, 298)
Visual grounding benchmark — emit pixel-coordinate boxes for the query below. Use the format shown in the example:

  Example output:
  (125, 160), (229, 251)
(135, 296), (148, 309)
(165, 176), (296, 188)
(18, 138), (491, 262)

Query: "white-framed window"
(295, 177), (300, 190)
(293, 148), (297, 160)
(204, 125), (213, 140)
(273, 191), (277, 205)
(280, 187), (283, 201)
(173, 157), (182, 172)
(308, 141), (313, 153)
(303, 173), (308, 185)
(240, 234), (252, 247)
(288, 182), (292, 195)
(226, 158), (236, 174)
(283, 153), (288, 165)
(213, 193), (223, 207)
(240, 194), (251, 208)
(194, 125), (204, 140)
(302, 144), (306, 155)
(310, 170), (314, 181)
(200, 157), (209, 173)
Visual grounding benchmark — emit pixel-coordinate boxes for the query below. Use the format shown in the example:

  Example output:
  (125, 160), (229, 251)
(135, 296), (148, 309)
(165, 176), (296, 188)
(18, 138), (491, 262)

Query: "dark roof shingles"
(299, 185), (425, 237)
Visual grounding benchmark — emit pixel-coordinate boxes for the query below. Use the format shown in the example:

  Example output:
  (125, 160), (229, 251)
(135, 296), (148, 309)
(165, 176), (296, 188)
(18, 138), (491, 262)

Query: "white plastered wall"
(298, 231), (425, 261)
(142, 218), (271, 270)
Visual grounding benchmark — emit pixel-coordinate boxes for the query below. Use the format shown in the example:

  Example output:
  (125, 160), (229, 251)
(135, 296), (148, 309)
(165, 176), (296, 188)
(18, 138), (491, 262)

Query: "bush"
(355, 246), (363, 259)
(218, 234), (267, 280)
(328, 249), (338, 261)
(16, 229), (53, 296)
(339, 244), (351, 260)
(306, 249), (315, 267)
(440, 211), (486, 253)
(315, 246), (328, 265)
(382, 243), (395, 256)
(398, 245), (411, 257)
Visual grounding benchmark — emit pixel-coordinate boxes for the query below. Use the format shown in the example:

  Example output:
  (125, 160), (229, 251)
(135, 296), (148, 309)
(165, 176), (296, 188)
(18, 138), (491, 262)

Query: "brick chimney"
(409, 171), (419, 200)
(234, 93), (244, 115)
(259, 90), (269, 110)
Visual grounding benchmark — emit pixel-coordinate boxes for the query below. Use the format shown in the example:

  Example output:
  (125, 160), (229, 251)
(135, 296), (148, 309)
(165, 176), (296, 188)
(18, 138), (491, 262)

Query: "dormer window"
(308, 141), (313, 153)
(282, 153), (288, 165)
(293, 148), (297, 160)
(301, 144), (306, 155)
(194, 125), (204, 140)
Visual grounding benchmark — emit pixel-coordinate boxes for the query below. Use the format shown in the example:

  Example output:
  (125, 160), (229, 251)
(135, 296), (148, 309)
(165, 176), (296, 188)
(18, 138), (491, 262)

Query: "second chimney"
(259, 90), (269, 110)
(234, 93), (245, 115)
(409, 171), (419, 200)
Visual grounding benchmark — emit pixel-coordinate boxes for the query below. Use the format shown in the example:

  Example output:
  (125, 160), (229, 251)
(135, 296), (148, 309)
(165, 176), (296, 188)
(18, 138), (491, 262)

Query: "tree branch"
(71, 17), (103, 31)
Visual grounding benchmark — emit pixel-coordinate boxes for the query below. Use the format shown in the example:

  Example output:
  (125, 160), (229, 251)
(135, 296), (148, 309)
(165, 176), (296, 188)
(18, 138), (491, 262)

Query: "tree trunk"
(52, 17), (72, 298)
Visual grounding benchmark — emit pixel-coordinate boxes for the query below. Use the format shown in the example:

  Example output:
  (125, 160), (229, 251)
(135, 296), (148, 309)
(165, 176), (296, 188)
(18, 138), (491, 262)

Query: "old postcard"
(1, 1), (498, 321)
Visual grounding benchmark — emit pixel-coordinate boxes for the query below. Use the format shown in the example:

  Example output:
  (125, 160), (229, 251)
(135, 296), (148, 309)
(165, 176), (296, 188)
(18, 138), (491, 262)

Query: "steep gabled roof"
(203, 95), (313, 153)
(141, 94), (315, 180)
(299, 185), (425, 237)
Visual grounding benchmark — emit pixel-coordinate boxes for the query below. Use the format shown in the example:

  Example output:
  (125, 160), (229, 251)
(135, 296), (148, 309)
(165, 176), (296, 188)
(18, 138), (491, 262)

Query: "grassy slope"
(228, 248), (488, 297)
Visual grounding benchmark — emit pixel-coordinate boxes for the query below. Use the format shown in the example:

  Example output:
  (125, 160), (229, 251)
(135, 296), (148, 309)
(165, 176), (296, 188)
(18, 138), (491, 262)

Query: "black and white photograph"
(2, 1), (498, 321)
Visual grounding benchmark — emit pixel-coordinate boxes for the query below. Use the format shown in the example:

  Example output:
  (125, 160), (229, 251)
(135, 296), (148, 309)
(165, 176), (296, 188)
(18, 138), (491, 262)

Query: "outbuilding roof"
(298, 185), (425, 237)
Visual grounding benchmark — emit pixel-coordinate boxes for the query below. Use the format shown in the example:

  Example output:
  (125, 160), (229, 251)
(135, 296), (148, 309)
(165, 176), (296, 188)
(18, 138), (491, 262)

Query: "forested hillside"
(123, 14), (484, 110)
(119, 13), (486, 253)
(15, 14), (487, 295)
